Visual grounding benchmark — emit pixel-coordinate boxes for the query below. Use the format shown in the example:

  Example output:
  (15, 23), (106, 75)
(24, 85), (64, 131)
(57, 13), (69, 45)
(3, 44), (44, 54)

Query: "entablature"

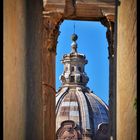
(43, 0), (115, 21)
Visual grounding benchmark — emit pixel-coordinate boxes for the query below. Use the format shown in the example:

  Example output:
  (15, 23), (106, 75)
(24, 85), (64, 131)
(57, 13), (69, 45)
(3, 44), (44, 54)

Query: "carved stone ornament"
(43, 10), (64, 53)
(100, 12), (115, 59)
(56, 120), (81, 140)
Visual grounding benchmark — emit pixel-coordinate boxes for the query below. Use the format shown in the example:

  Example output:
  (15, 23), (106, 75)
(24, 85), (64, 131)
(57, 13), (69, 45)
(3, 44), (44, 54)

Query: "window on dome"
(71, 66), (74, 72)
(80, 76), (82, 82)
(70, 76), (75, 82)
(78, 67), (81, 72)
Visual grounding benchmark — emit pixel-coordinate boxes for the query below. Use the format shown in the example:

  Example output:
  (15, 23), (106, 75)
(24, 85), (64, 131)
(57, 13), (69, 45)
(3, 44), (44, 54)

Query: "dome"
(56, 34), (109, 140)
(56, 87), (109, 139)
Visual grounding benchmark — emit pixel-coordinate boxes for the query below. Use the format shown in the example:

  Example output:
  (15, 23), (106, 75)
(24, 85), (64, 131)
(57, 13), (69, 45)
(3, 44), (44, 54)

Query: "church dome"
(56, 34), (109, 140)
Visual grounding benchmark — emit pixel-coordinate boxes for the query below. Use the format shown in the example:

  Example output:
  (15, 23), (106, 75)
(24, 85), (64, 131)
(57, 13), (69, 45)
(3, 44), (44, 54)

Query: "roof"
(56, 86), (109, 138)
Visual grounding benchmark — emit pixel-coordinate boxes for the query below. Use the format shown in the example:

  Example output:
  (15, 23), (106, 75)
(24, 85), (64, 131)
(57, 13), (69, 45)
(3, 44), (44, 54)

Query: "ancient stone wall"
(117, 0), (137, 139)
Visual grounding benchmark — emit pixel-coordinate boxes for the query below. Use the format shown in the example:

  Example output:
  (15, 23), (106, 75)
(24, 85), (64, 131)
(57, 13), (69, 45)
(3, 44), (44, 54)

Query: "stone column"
(100, 15), (116, 140)
(117, 0), (137, 139)
(42, 11), (63, 140)
(4, 0), (26, 139)
(4, 0), (43, 139)
(24, 0), (43, 139)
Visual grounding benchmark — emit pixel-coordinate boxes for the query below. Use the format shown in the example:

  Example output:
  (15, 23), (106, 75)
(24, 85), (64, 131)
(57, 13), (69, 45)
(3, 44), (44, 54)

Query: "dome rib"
(56, 87), (69, 114)
(75, 87), (91, 133)
(85, 92), (109, 133)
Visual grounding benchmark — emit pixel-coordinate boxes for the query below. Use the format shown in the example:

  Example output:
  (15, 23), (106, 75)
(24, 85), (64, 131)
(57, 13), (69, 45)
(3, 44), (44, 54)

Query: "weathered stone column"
(4, 0), (43, 139)
(42, 11), (63, 140)
(25, 0), (43, 139)
(101, 15), (116, 140)
(4, 0), (26, 139)
(117, 0), (137, 139)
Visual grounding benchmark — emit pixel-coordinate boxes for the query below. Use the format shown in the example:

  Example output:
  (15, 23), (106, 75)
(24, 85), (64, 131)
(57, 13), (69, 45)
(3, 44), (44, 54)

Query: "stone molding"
(43, 0), (115, 20)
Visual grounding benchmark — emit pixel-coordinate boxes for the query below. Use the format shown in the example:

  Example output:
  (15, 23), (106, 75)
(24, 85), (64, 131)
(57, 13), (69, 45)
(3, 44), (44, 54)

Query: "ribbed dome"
(56, 87), (109, 139)
(56, 34), (109, 140)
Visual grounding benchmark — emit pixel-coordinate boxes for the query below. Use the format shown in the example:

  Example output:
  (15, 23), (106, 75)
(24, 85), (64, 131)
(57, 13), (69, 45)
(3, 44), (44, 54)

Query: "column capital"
(43, 10), (63, 53)
(100, 15), (115, 59)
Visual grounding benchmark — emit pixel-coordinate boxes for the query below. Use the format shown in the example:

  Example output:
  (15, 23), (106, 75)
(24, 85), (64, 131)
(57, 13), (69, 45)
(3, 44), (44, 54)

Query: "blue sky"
(56, 20), (109, 104)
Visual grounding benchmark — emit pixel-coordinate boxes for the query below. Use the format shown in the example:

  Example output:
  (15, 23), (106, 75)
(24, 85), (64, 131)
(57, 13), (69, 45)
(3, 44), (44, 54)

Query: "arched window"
(71, 66), (74, 72)
(70, 76), (75, 82)
(80, 76), (82, 82)
(78, 67), (82, 72)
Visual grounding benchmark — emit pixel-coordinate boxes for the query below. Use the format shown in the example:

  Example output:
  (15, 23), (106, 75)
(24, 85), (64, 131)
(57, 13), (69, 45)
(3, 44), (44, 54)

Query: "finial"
(71, 23), (78, 41)
(71, 34), (78, 53)
(70, 23), (78, 53)
(71, 33), (78, 42)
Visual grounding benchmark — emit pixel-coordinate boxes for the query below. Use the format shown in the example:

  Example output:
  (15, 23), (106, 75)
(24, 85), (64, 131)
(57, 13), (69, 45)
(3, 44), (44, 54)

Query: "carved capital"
(43, 10), (63, 53)
(100, 15), (115, 59)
